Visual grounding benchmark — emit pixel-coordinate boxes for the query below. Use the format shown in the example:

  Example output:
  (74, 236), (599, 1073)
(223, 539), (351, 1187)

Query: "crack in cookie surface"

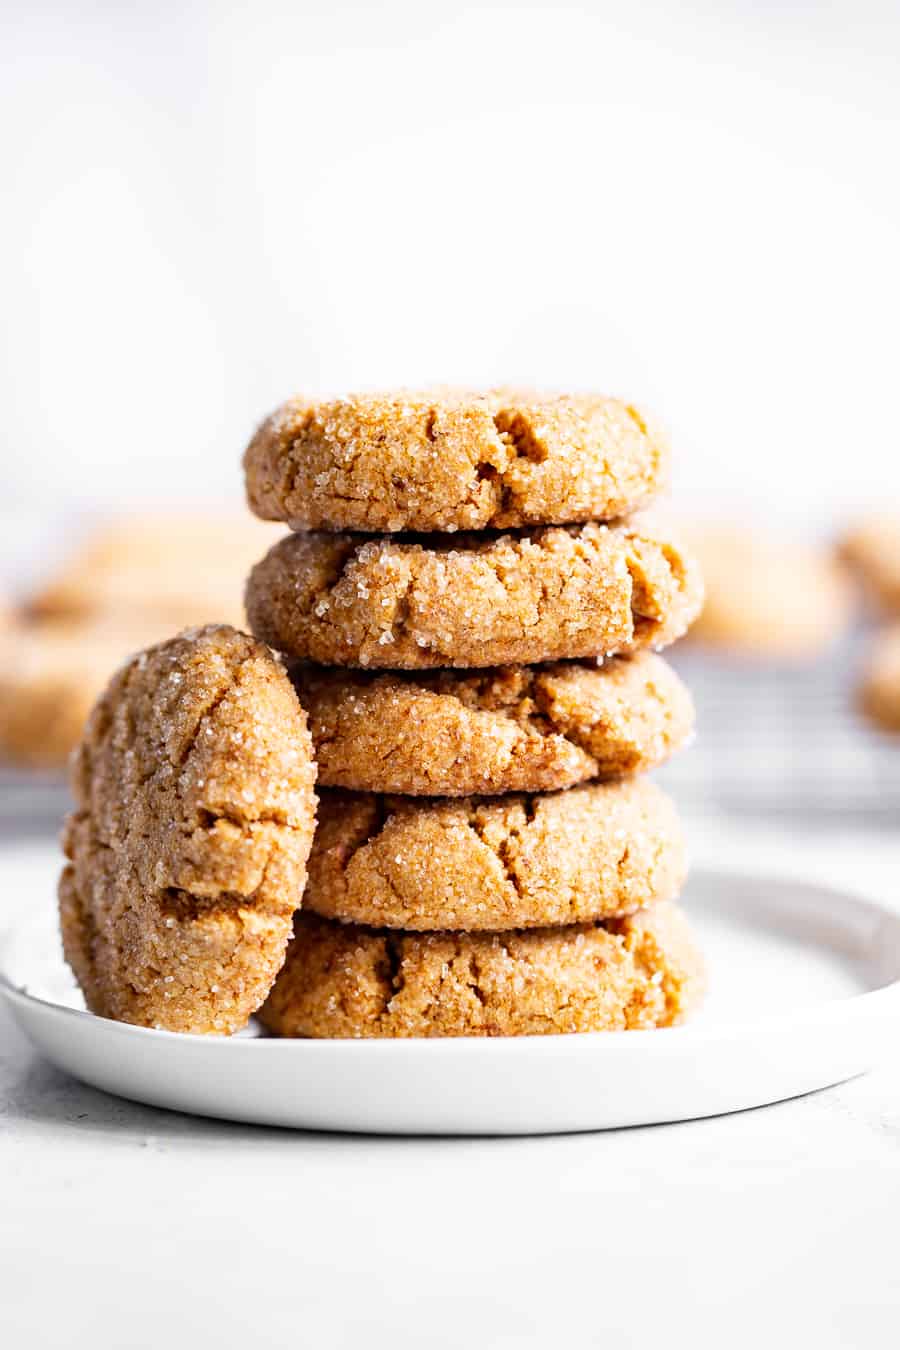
(246, 521), (703, 670)
(59, 624), (318, 1034)
(244, 389), (669, 533)
(303, 780), (686, 932)
(293, 652), (694, 795)
(259, 903), (706, 1038)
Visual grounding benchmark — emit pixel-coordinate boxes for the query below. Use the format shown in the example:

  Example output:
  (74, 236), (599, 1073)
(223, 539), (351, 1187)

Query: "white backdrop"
(2, 0), (898, 531)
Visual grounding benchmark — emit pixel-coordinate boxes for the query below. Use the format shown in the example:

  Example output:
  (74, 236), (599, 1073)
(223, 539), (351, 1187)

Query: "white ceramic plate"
(2, 865), (899, 1135)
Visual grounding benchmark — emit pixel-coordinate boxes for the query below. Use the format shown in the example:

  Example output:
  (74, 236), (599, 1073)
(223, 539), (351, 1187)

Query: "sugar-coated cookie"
(259, 903), (705, 1038)
(246, 520), (703, 670)
(302, 779), (685, 931)
(59, 625), (318, 1033)
(244, 389), (668, 533)
(294, 653), (693, 795)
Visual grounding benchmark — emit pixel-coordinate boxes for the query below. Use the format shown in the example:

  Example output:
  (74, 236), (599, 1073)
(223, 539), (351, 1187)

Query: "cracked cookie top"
(245, 519), (703, 669)
(243, 389), (668, 533)
(59, 624), (318, 1033)
(259, 902), (706, 1038)
(293, 652), (694, 795)
(303, 779), (685, 931)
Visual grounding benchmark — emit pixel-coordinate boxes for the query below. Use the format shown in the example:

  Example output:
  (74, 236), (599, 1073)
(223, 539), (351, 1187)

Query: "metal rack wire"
(659, 638), (900, 826)
(3, 635), (898, 838)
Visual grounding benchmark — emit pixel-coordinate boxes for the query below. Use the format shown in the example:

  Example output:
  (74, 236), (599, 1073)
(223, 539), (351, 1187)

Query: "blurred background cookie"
(683, 523), (852, 661)
(26, 512), (283, 627)
(653, 518), (900, 821)
(838, 515), (900, 616)
(0, 617), (181, 769)
(0, 511), (284, 773)
(858, 625), (900, 734)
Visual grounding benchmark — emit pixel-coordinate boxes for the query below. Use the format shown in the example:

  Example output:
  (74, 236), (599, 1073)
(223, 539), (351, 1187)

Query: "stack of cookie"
(242, 390), (706, 1038)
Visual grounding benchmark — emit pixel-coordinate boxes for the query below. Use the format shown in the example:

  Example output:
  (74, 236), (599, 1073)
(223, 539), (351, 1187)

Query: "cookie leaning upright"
(59, 625), (317, 1034)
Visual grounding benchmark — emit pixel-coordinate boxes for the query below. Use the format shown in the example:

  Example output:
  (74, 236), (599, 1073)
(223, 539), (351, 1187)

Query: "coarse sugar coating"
(838, 515), (900, 615)
(58, 624), (318, 1034)
(294, 652), (694, 795)
(858, 624), (900, 733)
(303, 779), (685, 931)
(245, 519), (703, 669)
(243, 388), (668, 533)
(258, 902), (705, 1038)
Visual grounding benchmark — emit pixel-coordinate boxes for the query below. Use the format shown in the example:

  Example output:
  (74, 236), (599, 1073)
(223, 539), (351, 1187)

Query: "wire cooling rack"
(659, 637), (900, 826)
(0, 770), (70, 838)
(2, 635), (898, 838)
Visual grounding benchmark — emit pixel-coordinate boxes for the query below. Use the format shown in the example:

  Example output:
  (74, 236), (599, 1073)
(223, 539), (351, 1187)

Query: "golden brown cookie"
(839, 515), (900, 615)
(303, 779), (685, 931)
(0, 617), (186, 769)
(685, 524), (851, 659)
(59, 625), (318, 1034)
(259, 902), (705, 1038)
(294, 653), (693, 795)
(245, 519), (703, 670)
(858, 625), (900, 733)
(244, 389), (668, 533)
(28, 512), (284, 628)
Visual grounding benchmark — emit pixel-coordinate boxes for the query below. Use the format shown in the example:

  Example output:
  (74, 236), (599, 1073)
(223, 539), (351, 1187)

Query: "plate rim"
(3, 862), (900, 1054)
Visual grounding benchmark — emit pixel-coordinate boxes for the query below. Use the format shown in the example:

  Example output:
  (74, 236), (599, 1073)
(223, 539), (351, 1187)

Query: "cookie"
(294, 652), (694, 795)
(245, 519), (703, 669)
(685, 524), (851, 659)
(244, 389), (668, 533)
(839, 515), (900, 615)
(28, 512), (284, 628)
(859, 625), (900, 733)
(0, 617), (185, 769)
(259, 902), (705, 1038)
(59, 625), (318, 1034)
(302, 779), (684, 931)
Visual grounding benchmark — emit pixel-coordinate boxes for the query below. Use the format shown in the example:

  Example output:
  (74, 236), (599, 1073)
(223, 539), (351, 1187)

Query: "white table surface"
(2, 821), (899, 1349)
